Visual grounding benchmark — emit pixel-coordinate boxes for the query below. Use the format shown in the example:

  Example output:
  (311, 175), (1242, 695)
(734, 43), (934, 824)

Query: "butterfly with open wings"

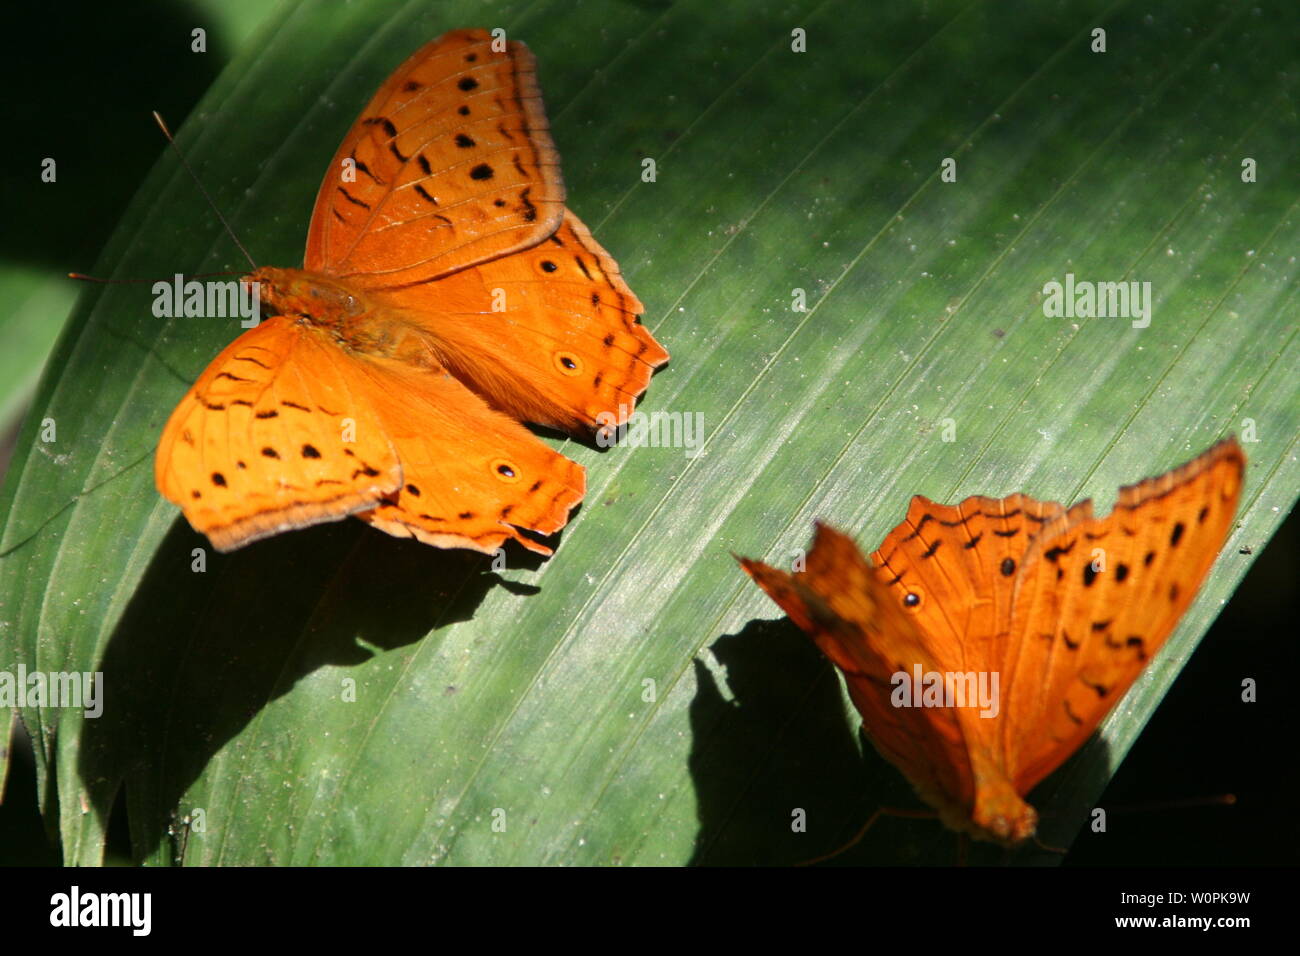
(155, 29), (668, 556)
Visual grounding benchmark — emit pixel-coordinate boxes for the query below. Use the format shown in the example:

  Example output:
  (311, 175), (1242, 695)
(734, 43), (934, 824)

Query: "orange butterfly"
(155, 29), (668, 555)
(738, 438), (1244, 845)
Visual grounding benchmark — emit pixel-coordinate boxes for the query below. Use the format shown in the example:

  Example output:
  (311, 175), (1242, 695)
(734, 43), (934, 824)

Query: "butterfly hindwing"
(155, 316), (402, 551)
(382, 209), (669, 433)
(349, 353), (585, 555)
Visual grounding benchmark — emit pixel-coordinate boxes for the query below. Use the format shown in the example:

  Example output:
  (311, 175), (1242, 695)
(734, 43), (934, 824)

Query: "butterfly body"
(156, 30), (668, 555)
(740, 439), (1244, 845)
(249, 266), (453, 369)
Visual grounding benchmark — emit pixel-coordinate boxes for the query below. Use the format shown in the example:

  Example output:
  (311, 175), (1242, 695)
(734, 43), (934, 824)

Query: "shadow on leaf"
(687, 616), (1110, 865)
(78, 516), (538, 863)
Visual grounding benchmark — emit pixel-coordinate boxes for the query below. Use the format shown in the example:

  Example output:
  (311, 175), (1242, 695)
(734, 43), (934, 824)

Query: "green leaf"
(2, 0), (1296, 866)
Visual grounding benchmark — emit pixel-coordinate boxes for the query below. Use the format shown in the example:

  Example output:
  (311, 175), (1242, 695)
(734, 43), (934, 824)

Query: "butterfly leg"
(797, 806), (938, 866)
(1031, 833), (1069, 855)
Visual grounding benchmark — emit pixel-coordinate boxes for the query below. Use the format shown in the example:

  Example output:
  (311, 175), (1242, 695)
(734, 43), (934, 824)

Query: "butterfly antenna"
(152, 110), (258, 271)
(1107, 793), (1237, 814)
(67, 270), (245, 284)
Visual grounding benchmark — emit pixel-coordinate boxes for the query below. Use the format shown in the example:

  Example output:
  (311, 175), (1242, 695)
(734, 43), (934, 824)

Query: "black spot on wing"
(1082, 678), (1110, 698)
(903, 514), (934, 542)
(1044, 541), (1074, 562)
(364, 117), (398, 138)
(338, 188), (370, 209)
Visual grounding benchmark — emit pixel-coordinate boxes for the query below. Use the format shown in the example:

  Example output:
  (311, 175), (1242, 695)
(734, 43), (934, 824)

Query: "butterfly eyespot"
(491, 459), (520, 482)
(554, 352), (582, 376)
(538, 259), (559, 274)
(902, 591), (922, 609)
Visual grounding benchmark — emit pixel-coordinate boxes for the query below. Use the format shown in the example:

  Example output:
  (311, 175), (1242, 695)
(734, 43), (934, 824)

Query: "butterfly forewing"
(305, 29), (566, 287)
(1004, 438), (1245, 792)
(740, 525), (995, 840)
(302, 28), (667, 434)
